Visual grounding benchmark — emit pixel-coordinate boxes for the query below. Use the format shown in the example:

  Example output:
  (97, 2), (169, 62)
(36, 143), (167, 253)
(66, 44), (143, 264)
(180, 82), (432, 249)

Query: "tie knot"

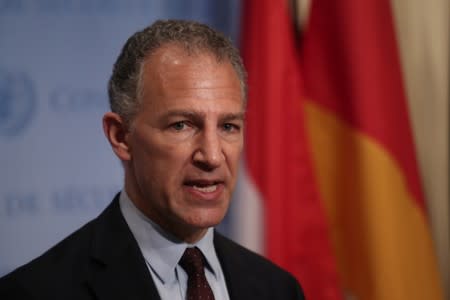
(179, 247), (205, 275)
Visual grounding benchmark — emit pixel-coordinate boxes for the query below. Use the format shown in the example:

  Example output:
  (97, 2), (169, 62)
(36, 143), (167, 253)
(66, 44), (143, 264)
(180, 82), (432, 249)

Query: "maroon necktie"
(179, 247), (215, 300)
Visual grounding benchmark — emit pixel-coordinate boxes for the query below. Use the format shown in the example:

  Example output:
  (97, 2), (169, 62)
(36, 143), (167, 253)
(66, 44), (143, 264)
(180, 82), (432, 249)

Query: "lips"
(184, 179), (223, 188)
(192, 184), (218, 193)
(183, 179), (225, 200)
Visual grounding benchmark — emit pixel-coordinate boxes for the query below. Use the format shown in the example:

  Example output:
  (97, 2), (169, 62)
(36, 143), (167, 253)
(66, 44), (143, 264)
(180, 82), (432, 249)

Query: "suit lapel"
(214, 232), (266, 300)
(86, 195), (161, 300)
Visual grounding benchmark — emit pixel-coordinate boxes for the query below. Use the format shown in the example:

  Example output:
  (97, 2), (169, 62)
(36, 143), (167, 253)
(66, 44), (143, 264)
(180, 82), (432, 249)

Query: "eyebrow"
(220, 112), (246, 122)
(161, 110), (245, 122)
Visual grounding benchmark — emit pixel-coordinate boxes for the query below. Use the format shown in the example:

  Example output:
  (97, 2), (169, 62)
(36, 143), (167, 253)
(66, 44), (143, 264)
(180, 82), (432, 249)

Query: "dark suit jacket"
(0, 194), (304, 300)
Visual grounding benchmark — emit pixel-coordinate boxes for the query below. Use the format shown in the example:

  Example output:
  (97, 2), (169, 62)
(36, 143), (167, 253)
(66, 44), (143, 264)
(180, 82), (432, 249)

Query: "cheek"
(133, 128), (187, 161)
(131, 134), (175, 184)
(144, 143), (192, 184)
(225, 142), (243, 170)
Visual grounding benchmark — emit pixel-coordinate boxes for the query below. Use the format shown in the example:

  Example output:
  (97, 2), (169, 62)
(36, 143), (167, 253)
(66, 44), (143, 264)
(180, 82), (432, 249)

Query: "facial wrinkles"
(151, 49), (240, 99)
(141, 51), (241, 166)
(139, 65), (243, 146)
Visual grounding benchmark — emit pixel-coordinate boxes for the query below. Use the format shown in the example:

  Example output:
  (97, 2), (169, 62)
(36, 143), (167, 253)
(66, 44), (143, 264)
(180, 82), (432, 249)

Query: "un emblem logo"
(0, 69), (36, 137)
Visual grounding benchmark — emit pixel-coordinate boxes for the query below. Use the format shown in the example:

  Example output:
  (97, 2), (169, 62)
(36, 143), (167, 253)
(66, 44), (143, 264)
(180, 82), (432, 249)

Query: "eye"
(222, 123), (240, 132)
(171, 121), (187, 131)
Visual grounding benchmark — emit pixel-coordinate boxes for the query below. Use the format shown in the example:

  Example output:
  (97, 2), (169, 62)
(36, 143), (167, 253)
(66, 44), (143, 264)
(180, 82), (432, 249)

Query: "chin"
(183, 209), (227, 229)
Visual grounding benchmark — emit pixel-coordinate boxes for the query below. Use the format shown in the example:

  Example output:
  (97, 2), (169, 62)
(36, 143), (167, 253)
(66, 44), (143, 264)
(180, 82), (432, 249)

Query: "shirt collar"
(119, 191), (221, 284)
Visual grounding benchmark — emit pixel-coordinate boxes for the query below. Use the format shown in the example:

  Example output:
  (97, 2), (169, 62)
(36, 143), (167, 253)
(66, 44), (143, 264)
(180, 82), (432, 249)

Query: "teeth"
(193, 184), (218, 192)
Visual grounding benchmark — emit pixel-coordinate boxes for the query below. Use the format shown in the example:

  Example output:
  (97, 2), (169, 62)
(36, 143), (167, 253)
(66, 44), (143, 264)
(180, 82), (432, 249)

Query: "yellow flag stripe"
(304, 100), (443, 300)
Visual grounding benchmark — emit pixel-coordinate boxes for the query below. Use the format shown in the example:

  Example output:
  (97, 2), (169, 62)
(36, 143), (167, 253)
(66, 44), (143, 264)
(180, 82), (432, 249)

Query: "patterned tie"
(179, 247), (215, 300)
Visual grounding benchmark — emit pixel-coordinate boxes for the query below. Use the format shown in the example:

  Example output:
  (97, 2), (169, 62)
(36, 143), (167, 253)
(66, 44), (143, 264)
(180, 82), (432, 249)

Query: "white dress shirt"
(119, 191), (230, 300)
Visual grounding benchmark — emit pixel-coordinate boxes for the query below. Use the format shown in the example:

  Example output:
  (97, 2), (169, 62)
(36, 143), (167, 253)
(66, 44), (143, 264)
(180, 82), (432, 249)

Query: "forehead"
(139, 45), (244, 110)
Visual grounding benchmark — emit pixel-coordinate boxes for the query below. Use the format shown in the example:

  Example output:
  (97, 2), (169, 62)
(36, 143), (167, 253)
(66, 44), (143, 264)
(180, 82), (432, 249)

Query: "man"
(0, 20), (304, 300)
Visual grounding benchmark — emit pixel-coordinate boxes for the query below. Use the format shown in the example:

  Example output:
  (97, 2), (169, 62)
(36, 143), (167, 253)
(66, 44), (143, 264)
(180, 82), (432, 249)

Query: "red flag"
(241, 0), (342, 299)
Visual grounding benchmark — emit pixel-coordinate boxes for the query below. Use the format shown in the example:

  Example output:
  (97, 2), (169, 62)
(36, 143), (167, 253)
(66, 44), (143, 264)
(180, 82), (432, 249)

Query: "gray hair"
(107, 19), (247, 125)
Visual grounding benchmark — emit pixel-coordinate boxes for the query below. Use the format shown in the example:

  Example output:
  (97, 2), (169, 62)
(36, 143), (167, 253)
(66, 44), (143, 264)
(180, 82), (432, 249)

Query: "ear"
(102, 112), (131, 161)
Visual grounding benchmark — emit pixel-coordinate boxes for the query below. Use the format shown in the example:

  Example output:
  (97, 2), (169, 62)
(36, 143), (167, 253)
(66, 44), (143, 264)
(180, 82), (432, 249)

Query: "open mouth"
(192, 184), (218, 193)
(184, 180), (223, 193)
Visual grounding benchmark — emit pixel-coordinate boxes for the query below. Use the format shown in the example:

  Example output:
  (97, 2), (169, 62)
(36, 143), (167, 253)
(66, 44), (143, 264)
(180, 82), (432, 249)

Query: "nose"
(192, 127), (224, 171)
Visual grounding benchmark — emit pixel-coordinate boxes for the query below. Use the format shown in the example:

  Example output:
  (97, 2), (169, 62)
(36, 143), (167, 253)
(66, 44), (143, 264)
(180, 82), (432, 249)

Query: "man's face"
(125, 46), (244, 242)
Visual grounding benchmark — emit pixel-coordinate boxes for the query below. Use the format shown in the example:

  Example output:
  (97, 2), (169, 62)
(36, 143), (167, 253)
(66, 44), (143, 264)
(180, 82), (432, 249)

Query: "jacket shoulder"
(214, 232), (305, 300)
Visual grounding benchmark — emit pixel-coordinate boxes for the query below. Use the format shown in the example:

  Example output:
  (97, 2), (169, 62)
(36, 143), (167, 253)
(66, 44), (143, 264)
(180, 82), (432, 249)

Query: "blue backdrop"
(0, 0), (242, 276)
